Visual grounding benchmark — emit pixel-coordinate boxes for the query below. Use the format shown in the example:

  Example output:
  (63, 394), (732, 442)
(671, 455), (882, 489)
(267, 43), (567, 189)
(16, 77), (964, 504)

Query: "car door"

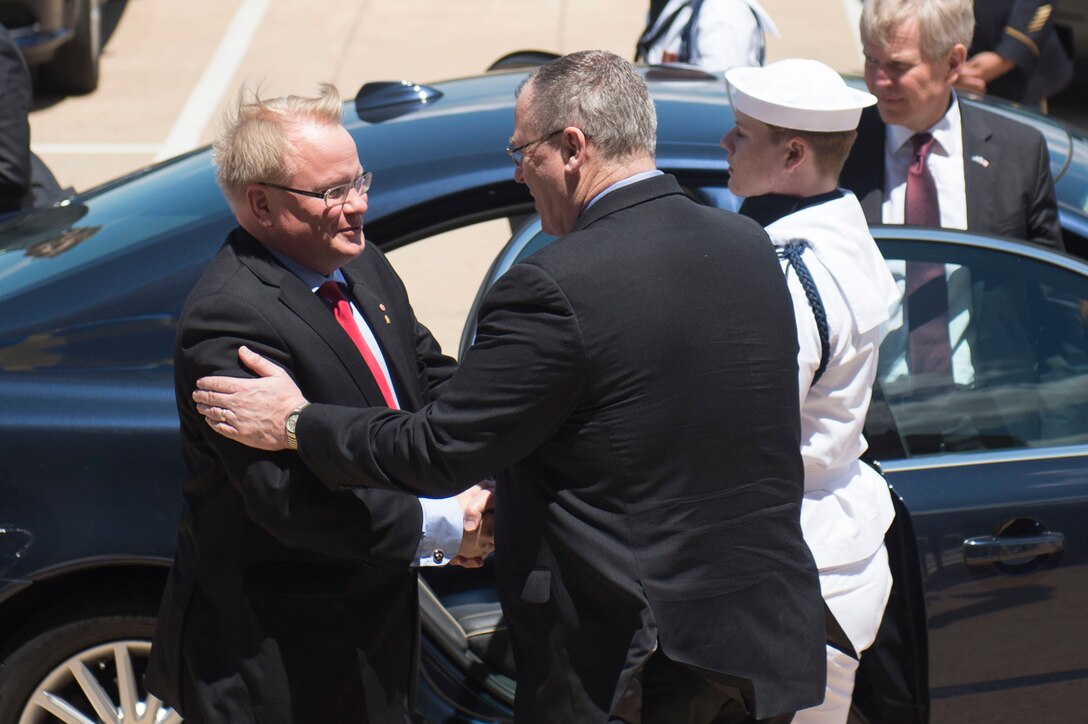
(474, 216), (1088, 722)
(866, 227), (1088, 722)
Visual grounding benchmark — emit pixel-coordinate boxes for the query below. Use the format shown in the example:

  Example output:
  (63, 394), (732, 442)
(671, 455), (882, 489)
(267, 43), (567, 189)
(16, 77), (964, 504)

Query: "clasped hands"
(452, 481), (496, 568)
(193, 345), (497, 568)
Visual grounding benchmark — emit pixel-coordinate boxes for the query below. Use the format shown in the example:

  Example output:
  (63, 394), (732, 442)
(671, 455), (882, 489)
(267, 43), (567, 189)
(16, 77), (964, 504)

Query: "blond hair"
(860, 0), (974, 61)
(214, 83), (344, 204)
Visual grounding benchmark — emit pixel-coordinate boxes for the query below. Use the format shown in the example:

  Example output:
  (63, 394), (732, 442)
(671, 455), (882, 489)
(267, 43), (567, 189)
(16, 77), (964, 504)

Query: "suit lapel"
(960, 103), (997, 232)
(231, 229), (394, 408)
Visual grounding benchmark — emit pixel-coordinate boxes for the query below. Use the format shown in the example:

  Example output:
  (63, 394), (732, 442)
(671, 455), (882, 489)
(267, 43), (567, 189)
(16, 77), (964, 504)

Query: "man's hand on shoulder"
(194, 345), (307, 451)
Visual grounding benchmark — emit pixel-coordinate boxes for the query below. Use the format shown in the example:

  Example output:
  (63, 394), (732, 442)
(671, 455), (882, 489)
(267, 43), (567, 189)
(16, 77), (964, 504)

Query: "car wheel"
(40, 0), (102, 95)
(0, 614), (181, 723)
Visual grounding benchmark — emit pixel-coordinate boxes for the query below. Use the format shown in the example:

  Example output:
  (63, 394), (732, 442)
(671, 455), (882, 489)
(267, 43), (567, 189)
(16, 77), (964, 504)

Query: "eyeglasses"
(261, 171), (373, 207)
(506, 130), (563, 166)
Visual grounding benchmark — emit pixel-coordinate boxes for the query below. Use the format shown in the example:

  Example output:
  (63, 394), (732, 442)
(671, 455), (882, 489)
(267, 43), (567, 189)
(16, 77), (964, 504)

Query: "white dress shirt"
(879, 93), (976, 389)
(880, 96), (967, 230)
(585, 169), (663, 210)
(271, 249), (462, 566)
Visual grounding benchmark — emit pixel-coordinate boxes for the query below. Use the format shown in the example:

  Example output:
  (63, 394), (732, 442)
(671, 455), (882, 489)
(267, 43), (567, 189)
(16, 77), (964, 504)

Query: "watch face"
(286, 414), (299, 432)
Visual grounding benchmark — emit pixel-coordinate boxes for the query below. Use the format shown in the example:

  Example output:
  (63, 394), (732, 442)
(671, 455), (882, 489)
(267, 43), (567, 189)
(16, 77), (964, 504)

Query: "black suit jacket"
(296, 175), (826, 721)
(146, 228), (456, 723)
(841, 103), (1063, 250)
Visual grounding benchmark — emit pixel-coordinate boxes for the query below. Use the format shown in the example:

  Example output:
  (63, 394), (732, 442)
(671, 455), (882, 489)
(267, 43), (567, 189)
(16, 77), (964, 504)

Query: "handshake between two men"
(195, 344), (497, 569)
(451, 480), (496, 567)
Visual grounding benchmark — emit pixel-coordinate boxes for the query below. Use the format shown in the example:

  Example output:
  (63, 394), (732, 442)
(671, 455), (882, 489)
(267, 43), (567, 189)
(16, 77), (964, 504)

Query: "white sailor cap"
(724, 59), (877, 132)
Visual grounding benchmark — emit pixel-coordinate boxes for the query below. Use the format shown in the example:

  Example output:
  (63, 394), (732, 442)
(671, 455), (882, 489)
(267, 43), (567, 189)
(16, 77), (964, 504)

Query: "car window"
(875, 235), (1088, 459)
(386, 218), (513, 357)
(480, 219), (1088, 464)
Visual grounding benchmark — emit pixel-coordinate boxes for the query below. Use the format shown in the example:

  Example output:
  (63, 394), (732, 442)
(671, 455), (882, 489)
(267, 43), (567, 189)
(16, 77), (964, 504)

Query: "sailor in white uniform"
(720, 59), (902, 723)
(635, 0), (780, 70)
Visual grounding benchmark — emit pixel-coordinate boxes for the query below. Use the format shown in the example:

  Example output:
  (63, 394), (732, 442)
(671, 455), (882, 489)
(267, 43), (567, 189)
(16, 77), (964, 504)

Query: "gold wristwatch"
(285, 402), (310, 450)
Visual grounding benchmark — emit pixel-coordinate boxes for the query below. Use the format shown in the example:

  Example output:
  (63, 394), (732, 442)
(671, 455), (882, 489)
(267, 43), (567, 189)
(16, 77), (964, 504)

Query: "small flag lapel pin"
(971, 155), (990, 168)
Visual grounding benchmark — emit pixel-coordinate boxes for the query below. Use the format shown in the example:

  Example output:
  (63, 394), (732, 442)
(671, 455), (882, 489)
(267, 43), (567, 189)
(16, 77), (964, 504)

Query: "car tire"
(0, 613), (181, 723)
(40, 0), (102, 95)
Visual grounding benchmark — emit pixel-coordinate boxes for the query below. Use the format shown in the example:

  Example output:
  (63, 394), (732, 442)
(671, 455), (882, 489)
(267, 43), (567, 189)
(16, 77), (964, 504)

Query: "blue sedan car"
(1, 65), (1087, 723)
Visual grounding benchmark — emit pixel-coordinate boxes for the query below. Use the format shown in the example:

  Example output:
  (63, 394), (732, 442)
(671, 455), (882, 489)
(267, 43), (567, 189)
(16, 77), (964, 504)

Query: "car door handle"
(962, 532), (1066, 565)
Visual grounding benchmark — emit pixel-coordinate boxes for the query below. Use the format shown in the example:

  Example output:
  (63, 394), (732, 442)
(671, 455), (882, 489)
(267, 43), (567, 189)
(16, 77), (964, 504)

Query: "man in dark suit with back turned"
(193, 51), (826, 723)
(145, 84), (493, 723)
(841, 0), (1062, 250)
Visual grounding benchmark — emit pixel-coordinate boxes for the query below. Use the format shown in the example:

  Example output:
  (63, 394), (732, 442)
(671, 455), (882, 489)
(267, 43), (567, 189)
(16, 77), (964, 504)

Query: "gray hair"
(517, 50), (657, 161)
(860, 0), (974, 61)
(213, 83), (344, 204)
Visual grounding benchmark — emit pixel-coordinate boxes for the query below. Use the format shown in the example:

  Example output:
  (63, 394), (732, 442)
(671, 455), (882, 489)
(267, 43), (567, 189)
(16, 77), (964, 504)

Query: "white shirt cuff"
(415, 496), (463, 567)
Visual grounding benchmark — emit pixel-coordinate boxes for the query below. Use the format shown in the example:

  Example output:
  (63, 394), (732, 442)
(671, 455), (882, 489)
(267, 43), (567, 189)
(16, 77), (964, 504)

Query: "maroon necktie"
(317, 281), (398, 409)
(904, 132), (953, 391)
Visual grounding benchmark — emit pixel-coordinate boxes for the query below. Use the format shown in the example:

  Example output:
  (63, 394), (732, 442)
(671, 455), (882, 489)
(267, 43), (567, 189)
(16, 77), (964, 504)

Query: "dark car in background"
(0, 0), (101, 93)
(1, 66), (1088, 723)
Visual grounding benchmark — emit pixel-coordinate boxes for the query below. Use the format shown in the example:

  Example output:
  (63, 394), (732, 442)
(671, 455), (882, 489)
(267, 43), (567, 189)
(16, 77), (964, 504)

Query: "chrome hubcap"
(19, 640), (181, 724)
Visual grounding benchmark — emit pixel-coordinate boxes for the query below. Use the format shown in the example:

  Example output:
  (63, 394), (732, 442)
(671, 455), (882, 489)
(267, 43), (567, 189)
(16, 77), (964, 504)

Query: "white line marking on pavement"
(154, 0), (271, 161)
(841, 0), (864, 65)
(31, 143), (162, 155)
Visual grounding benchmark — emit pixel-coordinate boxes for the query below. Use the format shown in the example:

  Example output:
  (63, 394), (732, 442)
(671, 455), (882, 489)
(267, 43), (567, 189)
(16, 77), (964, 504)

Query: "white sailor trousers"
(793, 543), (893, 724)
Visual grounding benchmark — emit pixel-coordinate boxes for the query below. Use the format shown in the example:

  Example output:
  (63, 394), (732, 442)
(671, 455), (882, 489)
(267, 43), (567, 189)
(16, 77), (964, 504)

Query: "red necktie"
(904, 132), (953, 391)
(317, 281), (398, 409)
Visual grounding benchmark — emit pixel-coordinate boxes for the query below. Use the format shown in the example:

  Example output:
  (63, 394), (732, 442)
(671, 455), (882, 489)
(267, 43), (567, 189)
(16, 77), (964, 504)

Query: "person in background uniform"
(191, 50), (827, 724)
(635, 0), (780, 70)
(957, 0), (1074, 111)
(722, 58), (902, 724)
(144, 83), (493, 723)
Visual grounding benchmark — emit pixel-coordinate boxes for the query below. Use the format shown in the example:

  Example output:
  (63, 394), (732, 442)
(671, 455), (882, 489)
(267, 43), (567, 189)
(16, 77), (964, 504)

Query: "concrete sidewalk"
(29, 0), (864, 193)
